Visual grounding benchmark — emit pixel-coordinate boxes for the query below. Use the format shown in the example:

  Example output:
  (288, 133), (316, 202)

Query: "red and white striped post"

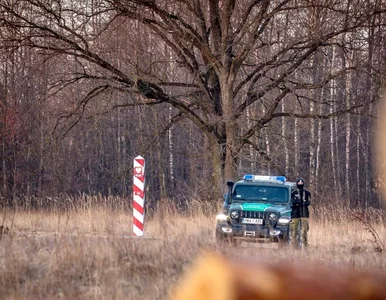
(133, 155), (145, 236)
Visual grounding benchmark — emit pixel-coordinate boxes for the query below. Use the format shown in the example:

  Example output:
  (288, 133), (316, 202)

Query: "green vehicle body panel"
(240, 203), (272, 211)
(229, 202), (291, 214)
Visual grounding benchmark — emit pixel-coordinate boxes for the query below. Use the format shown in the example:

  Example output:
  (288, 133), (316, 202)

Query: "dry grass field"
(0, 199), (385, 299)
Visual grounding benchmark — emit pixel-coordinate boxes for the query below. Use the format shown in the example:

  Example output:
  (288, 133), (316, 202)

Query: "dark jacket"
(291, 189), (311, 218)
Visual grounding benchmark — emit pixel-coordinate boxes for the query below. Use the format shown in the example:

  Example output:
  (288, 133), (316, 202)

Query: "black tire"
(215, 233), (228, 246)
(216, 235), (240, 247)
(278, 235), (290, 248)
(229, 238), (241, 247)
(216, 237), (225, 246)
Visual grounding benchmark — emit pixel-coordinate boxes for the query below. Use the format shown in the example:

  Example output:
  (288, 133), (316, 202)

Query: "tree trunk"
(247, 107), (255, 171)
(167, 44), (175, 188)
(157, 143), (167, 200)
(38, 50), (48, 197)
(1, 116), (6, 203)
(356, 113), (360, 205)
(262, 106), (271, 174)
(281, 101), (289, 175)
(26, 134), (31, 198)
(315, 86), (323, 196)
(314, 57), (324, 197)
(334, 102), (342, 199)
(208, 134), (223, 197)
(309, 52), (320, 192)
(1, 71), (8, 203)
(330, 81), (338, 201)
(168, 106), (174, 187)
(309, 93), (316, 189)
(220, 74), (237, 181)
(294, 106), (299, 176)
(329, 46), (342, 201)
(344, 51), (353, 201)
(364, 17), (376, 205)
(330, 48), (338, 201)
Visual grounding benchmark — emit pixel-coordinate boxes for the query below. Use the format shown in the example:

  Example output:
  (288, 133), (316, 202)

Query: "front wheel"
(216, 232), (233, 246)
(216, 235), (227, 246)
(278, 235), (290, 248)
(216, 234), (240, 247)
(229, 238), (241, 247)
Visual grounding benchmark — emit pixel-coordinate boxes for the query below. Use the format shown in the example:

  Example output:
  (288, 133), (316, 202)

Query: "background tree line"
(0, 0), (385, 208)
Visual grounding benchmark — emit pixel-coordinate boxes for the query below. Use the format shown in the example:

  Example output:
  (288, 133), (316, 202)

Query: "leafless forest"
(0, 0), (386, 208)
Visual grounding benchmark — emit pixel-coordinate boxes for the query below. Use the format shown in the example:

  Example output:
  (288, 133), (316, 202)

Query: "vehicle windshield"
(232, 185), (289, 203)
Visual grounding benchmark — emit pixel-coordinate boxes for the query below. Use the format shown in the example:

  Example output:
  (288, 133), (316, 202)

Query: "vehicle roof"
(234, 180), (294, 187)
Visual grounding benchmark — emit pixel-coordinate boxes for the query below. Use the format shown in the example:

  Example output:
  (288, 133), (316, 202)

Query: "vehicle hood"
(229, 202), (291, 216)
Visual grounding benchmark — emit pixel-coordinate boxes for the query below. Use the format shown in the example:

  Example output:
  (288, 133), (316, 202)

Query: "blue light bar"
(274, 176), (286, 183)
(243, 174), (254, 181)
(243, 174), (286, 183)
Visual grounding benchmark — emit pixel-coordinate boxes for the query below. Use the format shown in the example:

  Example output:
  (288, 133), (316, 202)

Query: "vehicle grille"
(240, 211), (264, 219)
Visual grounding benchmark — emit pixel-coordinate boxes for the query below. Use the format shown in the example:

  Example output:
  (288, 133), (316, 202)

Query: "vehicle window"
(232, 185), (289, 203)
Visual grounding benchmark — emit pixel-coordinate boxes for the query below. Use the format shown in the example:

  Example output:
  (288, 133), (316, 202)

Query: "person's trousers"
(290, 217), (309, 247)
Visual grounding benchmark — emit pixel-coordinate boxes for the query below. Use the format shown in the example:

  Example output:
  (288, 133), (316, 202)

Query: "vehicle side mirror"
(225, 181), (234, 205)
(226, 181), (234, 187)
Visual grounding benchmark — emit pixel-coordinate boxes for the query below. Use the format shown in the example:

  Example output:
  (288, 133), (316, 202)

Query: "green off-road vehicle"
(215, 174), (294, 246)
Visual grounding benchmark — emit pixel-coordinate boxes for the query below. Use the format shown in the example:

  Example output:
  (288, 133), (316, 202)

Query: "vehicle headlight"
(230, 211), (239, 219)
(278, 217), (290, 224)
(268, 213), (277, 221)
(216, 214), (228, 222)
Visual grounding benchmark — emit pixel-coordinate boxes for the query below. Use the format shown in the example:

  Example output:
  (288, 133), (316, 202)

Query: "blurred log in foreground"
(172, 252), (386, 300)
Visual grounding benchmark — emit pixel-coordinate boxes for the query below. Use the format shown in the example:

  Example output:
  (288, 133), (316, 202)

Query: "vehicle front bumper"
(215, 223), (289, 242)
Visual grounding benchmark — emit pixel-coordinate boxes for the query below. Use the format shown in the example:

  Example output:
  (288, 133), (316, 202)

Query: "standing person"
(290, 178), (311, 248)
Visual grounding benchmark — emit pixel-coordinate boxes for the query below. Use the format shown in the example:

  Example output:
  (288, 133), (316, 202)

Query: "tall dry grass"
(0, 197), (385, 299)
